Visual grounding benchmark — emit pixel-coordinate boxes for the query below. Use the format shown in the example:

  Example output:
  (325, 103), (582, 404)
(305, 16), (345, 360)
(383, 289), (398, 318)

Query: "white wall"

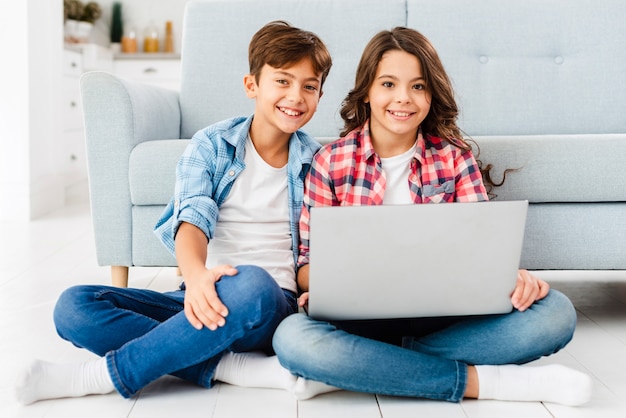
(0, 0), (187, 220)
(0, 0), (189, 220)
(0, 0), (64, 220)
(0, 2), (29, 220)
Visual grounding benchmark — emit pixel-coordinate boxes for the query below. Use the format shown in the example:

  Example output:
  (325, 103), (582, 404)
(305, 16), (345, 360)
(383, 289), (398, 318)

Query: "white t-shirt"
(380, 142), (416, 205)
(205, 137), (295, 292)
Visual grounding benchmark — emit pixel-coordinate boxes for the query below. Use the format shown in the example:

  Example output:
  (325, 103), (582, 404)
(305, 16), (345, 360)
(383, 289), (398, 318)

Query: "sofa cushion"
(522, 203), (626, 270)
(129, 139), (189, 205)
(474, 134), (626, 203)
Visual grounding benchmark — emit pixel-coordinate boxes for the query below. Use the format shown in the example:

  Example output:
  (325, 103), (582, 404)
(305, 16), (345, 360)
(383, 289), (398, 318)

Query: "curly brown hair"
(340, 27), (505, 195)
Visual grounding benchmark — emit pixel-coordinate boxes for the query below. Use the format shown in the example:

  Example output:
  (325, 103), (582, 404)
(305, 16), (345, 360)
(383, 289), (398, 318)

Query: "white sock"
(214, 351), (297, 390)
(292, 377), (341, 400)
(15, 358), (115, 405)
(475, 364), (593, 406)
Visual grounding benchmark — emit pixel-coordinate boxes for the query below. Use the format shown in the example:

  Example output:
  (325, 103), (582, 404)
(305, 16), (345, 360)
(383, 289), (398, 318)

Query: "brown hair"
(340, 27), (506, 195)
(248, 21), (332, 90)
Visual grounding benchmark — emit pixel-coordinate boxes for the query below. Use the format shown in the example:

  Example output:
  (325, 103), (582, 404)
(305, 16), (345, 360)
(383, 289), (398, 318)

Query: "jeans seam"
(95, 289), (183, 312)
(106, 352), (133, 398)
(451, 361), (467, 402)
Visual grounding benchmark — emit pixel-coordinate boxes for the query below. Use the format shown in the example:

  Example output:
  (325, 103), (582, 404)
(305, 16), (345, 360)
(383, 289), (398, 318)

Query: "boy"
(16, 21), (332, 404)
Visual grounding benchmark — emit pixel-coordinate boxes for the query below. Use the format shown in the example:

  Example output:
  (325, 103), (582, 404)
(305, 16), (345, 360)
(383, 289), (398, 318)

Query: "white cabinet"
(61, 48), (88, 204)
(114, 55), (181, 91)
(61, 45), (114, 204)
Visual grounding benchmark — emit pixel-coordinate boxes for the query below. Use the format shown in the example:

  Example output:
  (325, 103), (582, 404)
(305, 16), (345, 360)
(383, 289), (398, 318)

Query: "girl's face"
(365, 49), (432, 156)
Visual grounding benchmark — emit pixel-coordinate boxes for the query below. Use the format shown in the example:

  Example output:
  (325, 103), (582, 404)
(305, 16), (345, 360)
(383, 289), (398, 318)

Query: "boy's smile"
(278, 107), (303, 117)
(245, 57), (323, 143)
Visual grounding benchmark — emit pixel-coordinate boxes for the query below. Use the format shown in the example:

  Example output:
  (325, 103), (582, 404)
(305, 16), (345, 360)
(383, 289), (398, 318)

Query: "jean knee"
(227, 265), (283, 305)
(273, 314), (319, 369)
(53, 285), (97, 341)
(218, 265), (289, 337)
(543, 289), (577, 343)
(273, 313), (302, 351)
(516, 289), (577, 360)
(236, 264), (275, 290)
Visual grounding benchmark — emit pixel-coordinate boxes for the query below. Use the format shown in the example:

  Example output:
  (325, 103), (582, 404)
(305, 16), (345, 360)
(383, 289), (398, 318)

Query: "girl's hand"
(183, 264), (238, 330)
(298, 292), (310, 313)
(510, 269), (550, 312)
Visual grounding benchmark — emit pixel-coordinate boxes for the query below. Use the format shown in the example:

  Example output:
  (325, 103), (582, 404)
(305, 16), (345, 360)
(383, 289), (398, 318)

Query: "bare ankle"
(464, 365), (479, 399)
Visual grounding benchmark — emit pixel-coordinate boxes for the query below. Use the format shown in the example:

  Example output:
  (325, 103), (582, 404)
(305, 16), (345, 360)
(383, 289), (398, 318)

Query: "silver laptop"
(307, 200), (528, 321)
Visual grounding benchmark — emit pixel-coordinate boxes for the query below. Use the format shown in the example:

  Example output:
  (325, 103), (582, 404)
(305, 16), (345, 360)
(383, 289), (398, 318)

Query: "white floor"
(2, 203), (626, 418)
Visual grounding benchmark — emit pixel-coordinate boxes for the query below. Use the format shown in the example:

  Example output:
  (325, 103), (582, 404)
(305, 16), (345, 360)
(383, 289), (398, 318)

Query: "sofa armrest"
(80, 71), (181, 267)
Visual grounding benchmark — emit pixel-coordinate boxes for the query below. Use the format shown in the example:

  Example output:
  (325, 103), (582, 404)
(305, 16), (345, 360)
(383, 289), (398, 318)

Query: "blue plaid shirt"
(154, 115), (321, 267)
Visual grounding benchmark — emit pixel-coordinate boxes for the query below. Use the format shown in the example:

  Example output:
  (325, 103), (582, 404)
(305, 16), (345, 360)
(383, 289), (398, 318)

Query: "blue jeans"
(53, 265), (297, 398)
(272, 289), (576, 402)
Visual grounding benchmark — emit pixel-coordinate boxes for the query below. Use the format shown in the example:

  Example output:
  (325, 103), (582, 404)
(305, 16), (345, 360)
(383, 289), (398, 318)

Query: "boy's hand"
(183, 264), (238, 330)
(510, 269), (550, 312)
(298, 292), (309, 313)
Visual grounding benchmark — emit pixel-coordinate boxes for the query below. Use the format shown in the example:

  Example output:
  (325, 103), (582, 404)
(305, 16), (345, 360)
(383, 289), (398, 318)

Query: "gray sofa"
(81, 0), (626, 287)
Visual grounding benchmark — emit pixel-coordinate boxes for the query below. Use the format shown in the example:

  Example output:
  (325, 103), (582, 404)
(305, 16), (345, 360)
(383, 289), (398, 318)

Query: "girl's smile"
(387, 109), (416, 119)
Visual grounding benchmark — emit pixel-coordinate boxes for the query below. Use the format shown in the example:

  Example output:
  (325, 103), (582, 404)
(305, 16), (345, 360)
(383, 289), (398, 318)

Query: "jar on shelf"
(121, 25), (137, 53)
(143, 22), (160, 53)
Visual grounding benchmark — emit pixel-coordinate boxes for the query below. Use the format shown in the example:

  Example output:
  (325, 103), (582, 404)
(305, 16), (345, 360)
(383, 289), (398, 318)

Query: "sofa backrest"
(181, 0), (626, 140)
(407, 0), (626, 136)
(179, 0), (406, 139)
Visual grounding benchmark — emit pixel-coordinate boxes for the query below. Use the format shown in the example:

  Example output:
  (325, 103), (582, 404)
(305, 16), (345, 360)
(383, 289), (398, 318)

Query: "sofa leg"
(111, 266), (129, 287)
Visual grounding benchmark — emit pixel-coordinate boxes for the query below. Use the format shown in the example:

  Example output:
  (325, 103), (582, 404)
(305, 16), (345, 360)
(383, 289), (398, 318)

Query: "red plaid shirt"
(298, 122), (488, 267)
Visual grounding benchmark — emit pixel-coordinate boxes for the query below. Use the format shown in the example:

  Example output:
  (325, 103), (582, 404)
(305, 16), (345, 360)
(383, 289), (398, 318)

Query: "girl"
(272, 27), (593, 406)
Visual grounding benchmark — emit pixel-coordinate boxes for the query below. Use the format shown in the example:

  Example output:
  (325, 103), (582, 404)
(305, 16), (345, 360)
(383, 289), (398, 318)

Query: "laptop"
(306, 200), (528, 321)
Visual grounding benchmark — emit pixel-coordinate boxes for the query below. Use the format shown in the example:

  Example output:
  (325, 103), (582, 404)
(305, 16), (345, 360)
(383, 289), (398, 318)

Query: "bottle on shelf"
(110, 2), (123, 44)
(164, 21), (174, 53)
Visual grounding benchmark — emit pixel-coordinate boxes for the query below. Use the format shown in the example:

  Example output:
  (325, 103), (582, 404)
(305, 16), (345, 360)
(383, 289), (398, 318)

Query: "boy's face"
(244, 57), (323, 139)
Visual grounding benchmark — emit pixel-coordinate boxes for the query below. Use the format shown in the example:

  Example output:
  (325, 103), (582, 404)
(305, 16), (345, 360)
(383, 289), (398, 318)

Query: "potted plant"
(64, 0), (102, 43)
